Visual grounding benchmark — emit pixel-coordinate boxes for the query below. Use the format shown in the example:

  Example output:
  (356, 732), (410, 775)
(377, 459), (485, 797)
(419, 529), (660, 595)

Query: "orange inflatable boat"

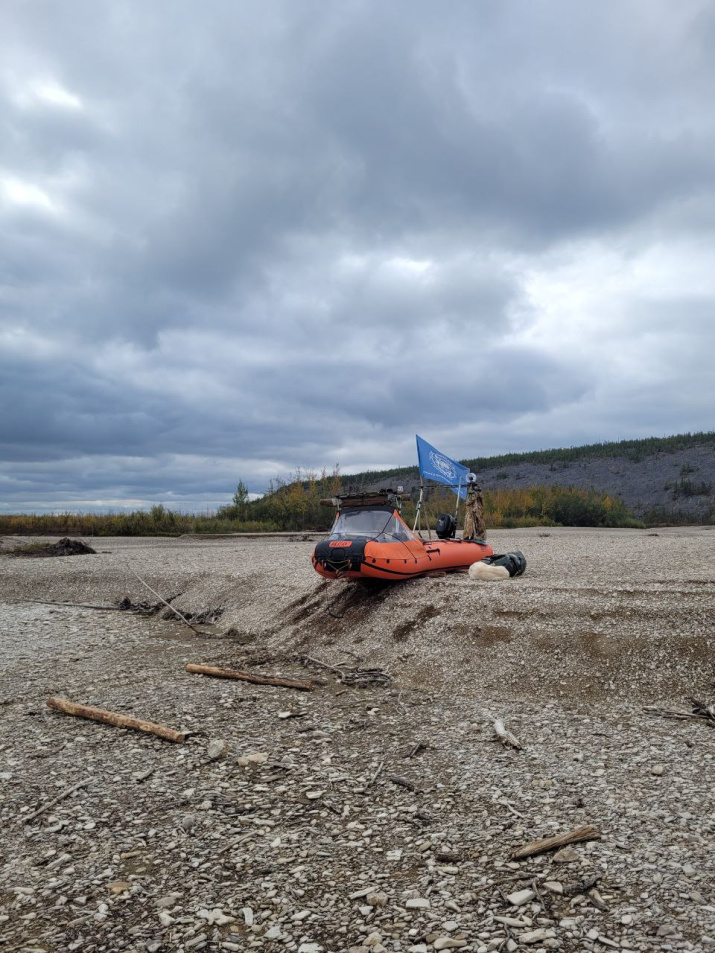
(313, 490), (495, 582)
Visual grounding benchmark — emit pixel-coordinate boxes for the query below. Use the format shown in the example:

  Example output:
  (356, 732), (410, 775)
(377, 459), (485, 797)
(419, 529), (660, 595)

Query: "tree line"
(0, 470), (650, 536)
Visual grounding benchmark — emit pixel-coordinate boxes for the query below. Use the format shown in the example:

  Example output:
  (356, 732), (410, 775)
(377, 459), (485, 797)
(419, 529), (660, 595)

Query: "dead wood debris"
(21, 777), (92, 825)
(691, 697), (715, 723)
(298, 654), (392, 687)
(10, 537), (96, 558)
(387, 774), (422, 793)
(123, 563), (201, 635)
(185, 662), (314, 692)
(47, 696), (187, 744)
(403, 741), (426, 758)
(644, 698), (715, 726)
(562, 873), (602, 896)
(510, 824), (600, 860)
(13, 599), (120, 611)
(482, 709), (523, 750)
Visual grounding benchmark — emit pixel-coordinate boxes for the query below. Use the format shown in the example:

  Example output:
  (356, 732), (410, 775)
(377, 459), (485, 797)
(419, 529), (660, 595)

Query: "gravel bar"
(0, 528), (713, 952)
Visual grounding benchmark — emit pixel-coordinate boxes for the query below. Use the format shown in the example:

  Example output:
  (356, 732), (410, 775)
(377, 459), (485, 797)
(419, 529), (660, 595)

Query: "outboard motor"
(483, 551), (526, 577)
(435, 513), (457, 539)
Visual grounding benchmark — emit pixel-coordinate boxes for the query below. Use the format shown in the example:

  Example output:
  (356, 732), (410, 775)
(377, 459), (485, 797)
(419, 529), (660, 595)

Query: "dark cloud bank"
(1, 1), (714, 511)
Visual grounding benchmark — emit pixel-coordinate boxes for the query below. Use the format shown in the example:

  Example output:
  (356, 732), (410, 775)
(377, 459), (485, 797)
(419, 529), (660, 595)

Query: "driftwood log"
(47, 696), (186, 743)
(185, 663), (314, 692)
(511, 824), (600, 860)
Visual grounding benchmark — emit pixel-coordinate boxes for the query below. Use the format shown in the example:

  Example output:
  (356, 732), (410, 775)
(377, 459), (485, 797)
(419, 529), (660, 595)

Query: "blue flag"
(416, 435), (469, 499)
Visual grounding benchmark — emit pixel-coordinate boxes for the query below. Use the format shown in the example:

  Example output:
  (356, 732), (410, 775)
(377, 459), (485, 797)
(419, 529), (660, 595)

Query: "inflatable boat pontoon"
(313, 489), (504, 582)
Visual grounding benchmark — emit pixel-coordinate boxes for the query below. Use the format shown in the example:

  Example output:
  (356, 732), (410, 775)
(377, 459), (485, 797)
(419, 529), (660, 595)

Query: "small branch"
(367, 761), (384, 787)
(185, 663), (313, 692)
(298, 654), (392, 687)
(217, 832), (253, 857)
(8, 599), (120, 611)
(644, 705), (701, 721)
(482, 709), (523, 750)
(22, 777), (92, 825)
(498, 799), (526, 819)
(299, 655), (345, 675)
(691, 697), (715, 724)
(644, 703), (715, 726)
(124, 563), (201, 635)
(405, 742), (425, 758)
(563, 873), (601, 896)
(47, 696), (186, 743)
(511, 824), (600, 860)
(387, 774), (422, 793)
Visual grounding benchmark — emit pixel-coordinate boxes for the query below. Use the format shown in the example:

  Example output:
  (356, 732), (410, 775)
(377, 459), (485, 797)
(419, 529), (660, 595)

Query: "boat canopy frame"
(412, 479), (465, 539)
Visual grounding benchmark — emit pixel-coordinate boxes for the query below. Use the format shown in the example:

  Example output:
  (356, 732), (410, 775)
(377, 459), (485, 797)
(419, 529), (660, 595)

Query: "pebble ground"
(0, 528), (713, 953)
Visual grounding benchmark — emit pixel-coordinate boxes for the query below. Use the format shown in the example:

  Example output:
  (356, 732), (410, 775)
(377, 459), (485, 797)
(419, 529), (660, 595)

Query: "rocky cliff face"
(363, 444), (715, 523)
(471, 445), (715, 521)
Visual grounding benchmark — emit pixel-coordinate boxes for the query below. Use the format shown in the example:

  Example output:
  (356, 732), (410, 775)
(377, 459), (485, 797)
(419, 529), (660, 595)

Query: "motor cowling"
(483, 551), (526, 577)
(435, 513), (457, 539)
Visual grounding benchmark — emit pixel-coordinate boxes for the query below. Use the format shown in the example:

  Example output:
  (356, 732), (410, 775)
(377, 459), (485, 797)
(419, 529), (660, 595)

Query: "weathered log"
(47, 696), (186, 743)
(511, 824), (600, 860)
(185, 663), (313, 692)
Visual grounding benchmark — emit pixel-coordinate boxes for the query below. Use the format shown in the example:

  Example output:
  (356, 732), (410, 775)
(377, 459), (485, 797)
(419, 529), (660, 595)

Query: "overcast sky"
(1, 1), (714, 511)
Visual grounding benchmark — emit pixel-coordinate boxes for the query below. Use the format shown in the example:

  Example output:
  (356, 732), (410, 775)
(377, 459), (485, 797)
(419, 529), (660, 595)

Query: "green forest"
(3, 432), (714, 536)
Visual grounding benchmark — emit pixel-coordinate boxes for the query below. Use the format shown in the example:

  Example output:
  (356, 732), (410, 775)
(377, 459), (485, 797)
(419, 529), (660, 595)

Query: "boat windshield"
(328, 508), (416, 542)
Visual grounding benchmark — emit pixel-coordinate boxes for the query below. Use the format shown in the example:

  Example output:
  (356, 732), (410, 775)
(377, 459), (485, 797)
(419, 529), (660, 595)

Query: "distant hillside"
(347, 432), (715, 524)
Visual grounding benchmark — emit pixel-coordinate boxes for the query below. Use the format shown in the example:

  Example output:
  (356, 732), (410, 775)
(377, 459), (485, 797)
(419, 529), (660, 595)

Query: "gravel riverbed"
(0, 528), (713, 953)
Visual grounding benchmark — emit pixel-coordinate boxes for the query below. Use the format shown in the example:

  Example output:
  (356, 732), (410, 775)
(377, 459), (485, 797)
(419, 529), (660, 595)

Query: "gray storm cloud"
(1, 0), (714, 510)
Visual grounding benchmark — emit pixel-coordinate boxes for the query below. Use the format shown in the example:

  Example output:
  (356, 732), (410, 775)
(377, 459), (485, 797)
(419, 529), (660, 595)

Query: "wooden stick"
(124, 563), (201, 635)
(483, 709), (523, 750)
(300, 655), (345, 675)
(22, 777), (92, 825)
(11, 599), (120, 611)
(47, 696), (186, 743)
(511, 824), (600, 860)
(387, 774), (422, 792)
(367, 761), (384, 787)
(406, 742), (425, 758)
(185, 663), (314, 692)
(643, 705), (701, 721)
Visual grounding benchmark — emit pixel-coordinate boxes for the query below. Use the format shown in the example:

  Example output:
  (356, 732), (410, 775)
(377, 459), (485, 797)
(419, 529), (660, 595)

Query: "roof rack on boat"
(319, 488), (403, 510)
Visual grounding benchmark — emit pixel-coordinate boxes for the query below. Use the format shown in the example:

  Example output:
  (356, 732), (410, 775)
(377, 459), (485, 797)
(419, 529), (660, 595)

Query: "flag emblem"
(429, 451), (457, 481)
